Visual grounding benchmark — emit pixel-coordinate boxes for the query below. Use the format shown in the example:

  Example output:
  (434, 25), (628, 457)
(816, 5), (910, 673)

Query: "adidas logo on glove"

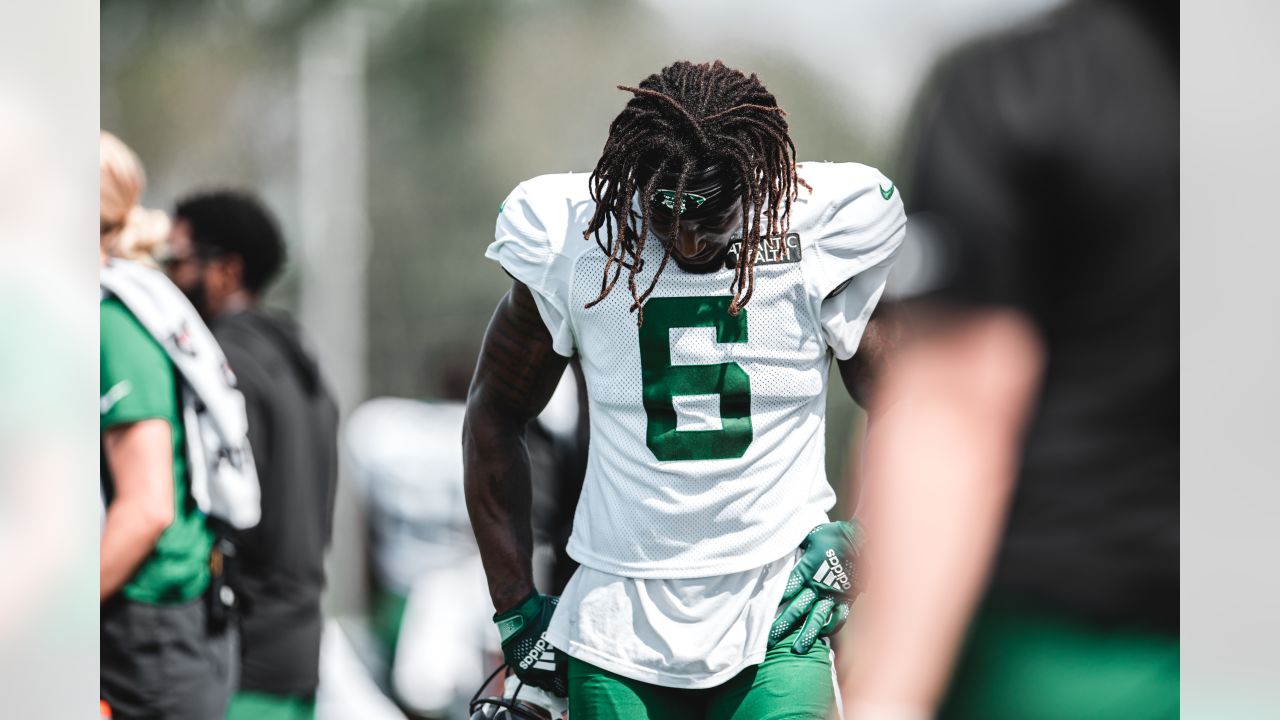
(519, 632), (558, 672)
(811, 549), (851, 591)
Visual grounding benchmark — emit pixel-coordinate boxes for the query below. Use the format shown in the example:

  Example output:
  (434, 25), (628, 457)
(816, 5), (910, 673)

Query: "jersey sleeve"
(485, 179), (576, 357)
(100, 298), (178, 431)
(807, 163), (907, 359)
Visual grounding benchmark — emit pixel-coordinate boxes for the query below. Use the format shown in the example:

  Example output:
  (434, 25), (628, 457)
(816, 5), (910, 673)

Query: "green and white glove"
(768, 520), (866, 654)
(493, 592), (569, 697)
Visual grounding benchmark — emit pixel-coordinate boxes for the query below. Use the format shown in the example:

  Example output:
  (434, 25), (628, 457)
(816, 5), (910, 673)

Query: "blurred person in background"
(100, 136), (169, 269)
(165, 191), (339, 720)
(466, 60), (903, 719)
(842, 2), (1177, 718)
(344, 361), (583, 718)
(100, 131), (238, 718)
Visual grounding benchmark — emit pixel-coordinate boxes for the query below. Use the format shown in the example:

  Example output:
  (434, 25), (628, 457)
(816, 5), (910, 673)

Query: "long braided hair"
(582, 60), (804, 325)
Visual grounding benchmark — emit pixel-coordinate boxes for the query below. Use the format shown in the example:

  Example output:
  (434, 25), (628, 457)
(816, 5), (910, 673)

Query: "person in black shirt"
(842, 2), (1177, 718)
(166, 190), (339, 720)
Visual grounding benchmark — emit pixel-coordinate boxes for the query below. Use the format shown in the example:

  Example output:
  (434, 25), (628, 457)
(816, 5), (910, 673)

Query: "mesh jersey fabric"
(486, 161), (904, 579)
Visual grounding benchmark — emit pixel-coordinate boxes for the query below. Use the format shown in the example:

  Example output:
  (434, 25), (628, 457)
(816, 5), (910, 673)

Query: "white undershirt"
(545, 550), (799, 689)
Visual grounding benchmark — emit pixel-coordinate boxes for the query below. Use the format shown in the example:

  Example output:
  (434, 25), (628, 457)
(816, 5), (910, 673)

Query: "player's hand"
(493, 592), (569, 697)
(768, 520), (865, 654)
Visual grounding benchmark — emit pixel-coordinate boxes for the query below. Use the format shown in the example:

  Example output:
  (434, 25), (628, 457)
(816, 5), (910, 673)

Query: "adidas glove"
(768, 519), (865, 654)
(493, 592), (569, 697)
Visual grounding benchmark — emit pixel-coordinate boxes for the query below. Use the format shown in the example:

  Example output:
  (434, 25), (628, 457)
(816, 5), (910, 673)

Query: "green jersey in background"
(100, 296), (211, 604)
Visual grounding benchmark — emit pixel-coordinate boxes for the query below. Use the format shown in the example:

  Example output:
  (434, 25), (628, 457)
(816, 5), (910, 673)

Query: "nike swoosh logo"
(879, 182), (895, 200)
(100, 380), (132, 414)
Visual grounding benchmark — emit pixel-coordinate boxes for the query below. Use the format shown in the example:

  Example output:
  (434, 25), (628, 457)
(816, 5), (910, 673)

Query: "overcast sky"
(644, 0), (1063, 143)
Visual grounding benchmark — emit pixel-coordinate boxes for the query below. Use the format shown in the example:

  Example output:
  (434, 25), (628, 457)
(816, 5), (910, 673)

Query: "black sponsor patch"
(725, 233), (802, 269)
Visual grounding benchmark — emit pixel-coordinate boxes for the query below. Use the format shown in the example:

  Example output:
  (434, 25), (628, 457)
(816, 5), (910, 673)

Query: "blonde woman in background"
(99, 131), (169, 266)
(99, 131), (237, 719)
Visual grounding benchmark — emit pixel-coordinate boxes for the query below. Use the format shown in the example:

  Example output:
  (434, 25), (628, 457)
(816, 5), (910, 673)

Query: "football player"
(463, 60), (904, 719)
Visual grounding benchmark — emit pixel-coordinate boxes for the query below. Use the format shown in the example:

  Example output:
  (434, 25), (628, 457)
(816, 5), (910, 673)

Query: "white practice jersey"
(487, 161), (904, 579)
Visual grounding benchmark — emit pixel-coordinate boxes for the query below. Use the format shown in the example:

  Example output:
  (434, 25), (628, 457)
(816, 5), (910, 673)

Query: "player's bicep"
(468, 280), (570, 426)
(886, 304), (1044, 426)
(836, 307), (903, 408)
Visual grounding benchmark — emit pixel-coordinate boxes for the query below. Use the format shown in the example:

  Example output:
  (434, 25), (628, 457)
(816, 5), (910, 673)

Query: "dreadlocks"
(582, 60), (804, 325)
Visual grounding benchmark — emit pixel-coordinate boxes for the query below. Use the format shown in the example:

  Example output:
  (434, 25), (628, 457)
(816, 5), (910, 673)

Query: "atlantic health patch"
(725, 233), (802, 269)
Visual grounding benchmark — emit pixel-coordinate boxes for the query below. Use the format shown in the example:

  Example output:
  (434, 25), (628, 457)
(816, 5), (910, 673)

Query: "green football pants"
(225, 690), (316, 720)
(567, 624), (838, 720)
(940, 597), (1179, 720)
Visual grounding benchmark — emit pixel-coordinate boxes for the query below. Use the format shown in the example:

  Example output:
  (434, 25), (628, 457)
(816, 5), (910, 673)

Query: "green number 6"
(639, 296), (752, 461)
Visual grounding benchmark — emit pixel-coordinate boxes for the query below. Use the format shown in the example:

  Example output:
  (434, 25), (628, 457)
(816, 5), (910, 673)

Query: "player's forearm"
(845, 396), (1018, 711)
(844, 310), (1042, 712)
(463, 402), (537, 613)
(100, 497), (171, 602)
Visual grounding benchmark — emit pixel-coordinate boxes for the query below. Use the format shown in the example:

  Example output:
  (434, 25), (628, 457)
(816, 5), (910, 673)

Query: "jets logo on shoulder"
(519, 632), (558, 672)
(812, 548), (852, 591)
(725, 232), (801, 269)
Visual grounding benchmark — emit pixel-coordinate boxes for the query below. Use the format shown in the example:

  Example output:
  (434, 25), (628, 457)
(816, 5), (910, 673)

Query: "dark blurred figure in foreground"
(167, 191), (338, 720)
(843, 2), (1177, 718)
